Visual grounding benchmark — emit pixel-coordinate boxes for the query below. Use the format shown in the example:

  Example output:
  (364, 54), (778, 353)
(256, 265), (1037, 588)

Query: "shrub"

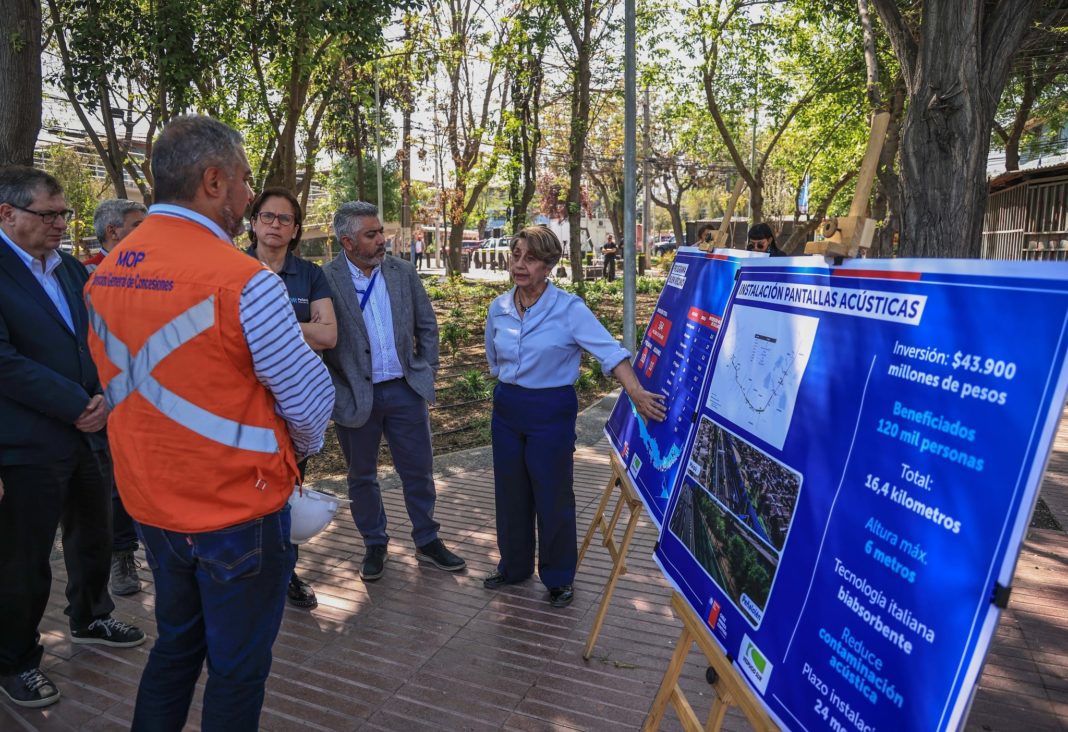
(457, 370), (492, 400)
(440, 321), (468, 353)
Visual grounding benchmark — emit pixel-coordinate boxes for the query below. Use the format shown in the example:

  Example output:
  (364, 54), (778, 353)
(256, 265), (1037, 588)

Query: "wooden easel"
(704, 178), (748, 251)
(575, 450), (645, 659)
(806, 111), (890, 258)
(643, 592), (779, 732)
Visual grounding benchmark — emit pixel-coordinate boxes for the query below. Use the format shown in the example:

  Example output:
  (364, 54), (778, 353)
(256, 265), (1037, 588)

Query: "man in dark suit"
(0, 166), (144, 710)
(323, 201), (466, 581)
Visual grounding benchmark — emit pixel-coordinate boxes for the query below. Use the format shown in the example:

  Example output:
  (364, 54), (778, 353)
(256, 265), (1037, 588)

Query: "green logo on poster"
(748, 646), (767, 673)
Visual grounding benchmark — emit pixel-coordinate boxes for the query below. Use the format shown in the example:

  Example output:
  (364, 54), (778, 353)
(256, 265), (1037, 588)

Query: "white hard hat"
(288, 486), (342, 544)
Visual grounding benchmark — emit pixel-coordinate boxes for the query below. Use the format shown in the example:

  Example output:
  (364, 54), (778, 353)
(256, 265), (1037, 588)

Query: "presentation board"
(605, 247), (765, 526)
(653, 257), (1068, 731)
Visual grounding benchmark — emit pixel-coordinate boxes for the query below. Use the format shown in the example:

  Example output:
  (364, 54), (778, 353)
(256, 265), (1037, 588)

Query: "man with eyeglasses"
(0, 166), (146, 710)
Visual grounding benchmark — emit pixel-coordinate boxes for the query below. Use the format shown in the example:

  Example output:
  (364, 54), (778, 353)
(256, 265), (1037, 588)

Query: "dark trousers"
(0, 443), (115, 674)
(491, 383), (578, 588)
(604, 254), (617, 281)
(112, 480), (139, 552)
(131, 507), (295, 732)
(335, 379), (440, 548)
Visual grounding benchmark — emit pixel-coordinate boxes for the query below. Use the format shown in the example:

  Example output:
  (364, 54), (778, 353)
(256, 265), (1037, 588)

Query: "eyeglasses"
(254, 211), (296, 226)
(10, 204), (74, 224)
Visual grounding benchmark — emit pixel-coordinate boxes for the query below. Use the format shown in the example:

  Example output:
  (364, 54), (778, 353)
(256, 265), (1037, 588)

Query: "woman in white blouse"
(483, 226), (665, 607)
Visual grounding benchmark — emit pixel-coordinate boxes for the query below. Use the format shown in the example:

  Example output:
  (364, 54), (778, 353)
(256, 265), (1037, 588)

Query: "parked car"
(461, 239), (483, 253)
(654, 235), (678, 255)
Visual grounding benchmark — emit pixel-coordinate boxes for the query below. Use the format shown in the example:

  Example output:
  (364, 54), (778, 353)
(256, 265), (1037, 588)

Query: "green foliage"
(440, 321), (469, 354)
(326, 155), (401, 220)
(424, 283), (447, 301)
(41, 146), (103, 252)
(637, 276), (663, 295)
(457, 370), (492, 400)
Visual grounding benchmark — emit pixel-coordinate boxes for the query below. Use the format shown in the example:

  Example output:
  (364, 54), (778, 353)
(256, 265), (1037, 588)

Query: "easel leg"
(577, 470), (618, 571)
(643, 627), (694, 732)
(583, 503), (642, 659)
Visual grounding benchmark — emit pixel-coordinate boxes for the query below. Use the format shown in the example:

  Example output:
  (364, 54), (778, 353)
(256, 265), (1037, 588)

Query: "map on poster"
(655, 258), (1068, 731)
(604, 247), (766, 526)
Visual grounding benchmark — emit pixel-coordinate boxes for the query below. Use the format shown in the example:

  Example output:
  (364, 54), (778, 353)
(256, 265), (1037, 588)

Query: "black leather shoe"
(361, 545), (388, 581)
(549, 585), (574, 608)
(483, 570), (508, 589)
(415, 539), (466, 572)
(287, 573), (318, 608)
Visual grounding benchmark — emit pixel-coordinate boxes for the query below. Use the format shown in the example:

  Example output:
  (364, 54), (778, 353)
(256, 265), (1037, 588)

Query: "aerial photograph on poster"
(670, 416), (802, 624)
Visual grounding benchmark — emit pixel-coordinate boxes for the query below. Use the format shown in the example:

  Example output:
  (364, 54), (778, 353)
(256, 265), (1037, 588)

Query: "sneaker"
(0, 668), (60, 708)
(110, 550), (143, 596)
(415, 539), (466, 572)
(70, 616), (146, 648)
(287, 573), (318, 609)
(361, 545), (388, 581)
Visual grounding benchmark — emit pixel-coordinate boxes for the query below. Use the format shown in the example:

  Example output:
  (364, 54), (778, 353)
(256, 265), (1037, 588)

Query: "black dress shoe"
(287, 573), (318, 608)
(549, 585), (574, 608)
(483, 570), (508, 589)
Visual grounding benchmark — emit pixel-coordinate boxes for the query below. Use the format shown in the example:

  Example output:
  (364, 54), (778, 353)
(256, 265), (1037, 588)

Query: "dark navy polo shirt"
(247, 248), (331, 323)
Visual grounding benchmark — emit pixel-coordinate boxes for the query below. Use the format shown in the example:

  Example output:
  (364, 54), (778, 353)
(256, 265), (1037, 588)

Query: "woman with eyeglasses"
(247, 187), (337, 609)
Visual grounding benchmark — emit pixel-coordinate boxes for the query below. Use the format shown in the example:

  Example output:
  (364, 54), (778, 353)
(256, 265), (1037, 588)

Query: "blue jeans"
(131, 506), (295, 732)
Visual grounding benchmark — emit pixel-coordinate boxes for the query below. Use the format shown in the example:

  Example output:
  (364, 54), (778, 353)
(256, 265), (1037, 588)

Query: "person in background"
(747, 222), (784, 256)
(83, 199), (147, 274)
(415, 237), (424, 269)
(0, 166), (145, 710)
(85, 115), (333, 730)
(248, 187), (337, 609)
(483, 226), (666, 608)
(322, 201), (466, 582)
(84, 198), (150, 597)
(696, 222), (715, 247)
(601, 233), (619, 281)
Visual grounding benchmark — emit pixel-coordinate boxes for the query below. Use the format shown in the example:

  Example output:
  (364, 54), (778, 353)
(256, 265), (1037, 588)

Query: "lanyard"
(357, 271), (379, 310)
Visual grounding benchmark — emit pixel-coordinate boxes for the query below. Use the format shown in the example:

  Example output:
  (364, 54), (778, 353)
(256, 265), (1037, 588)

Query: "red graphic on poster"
(638, 346), (650, 369)
(708, 599), (722, 628)
(687, 306), (721, 331)
(644, 354), (659, 377)
(649, 314), (672, 346)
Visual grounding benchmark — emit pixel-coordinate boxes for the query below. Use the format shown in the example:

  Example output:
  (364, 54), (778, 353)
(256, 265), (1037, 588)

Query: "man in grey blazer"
(322, 201), (465, 580)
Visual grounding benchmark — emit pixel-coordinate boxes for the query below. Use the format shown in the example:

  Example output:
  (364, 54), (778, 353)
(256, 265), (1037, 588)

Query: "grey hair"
(151, 115), (245, 203)
(0, 166), (63, 208)
(93, 199), (147, 243)
(333, 201), (379, 241)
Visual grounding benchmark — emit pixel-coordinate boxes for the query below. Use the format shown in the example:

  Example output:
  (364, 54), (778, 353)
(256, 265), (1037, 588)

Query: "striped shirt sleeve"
(239, 269), (335, 459)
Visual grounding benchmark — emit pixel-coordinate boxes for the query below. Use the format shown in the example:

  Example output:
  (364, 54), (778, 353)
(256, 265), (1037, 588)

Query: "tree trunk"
(564, 39), (592, 282)
(872, 0), (1038, 258)
(447, 204), (465, 275)
(401, 108), (411, 258)
(1, 0), (43, 166)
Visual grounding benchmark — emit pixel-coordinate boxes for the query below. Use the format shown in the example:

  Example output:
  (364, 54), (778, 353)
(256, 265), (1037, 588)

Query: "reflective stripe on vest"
(86, 294), (280, 454)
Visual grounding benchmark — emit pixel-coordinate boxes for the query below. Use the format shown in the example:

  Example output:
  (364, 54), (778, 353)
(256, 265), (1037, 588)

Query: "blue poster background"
(604, 248), (764, 526)
(655, 258), (1068, 731)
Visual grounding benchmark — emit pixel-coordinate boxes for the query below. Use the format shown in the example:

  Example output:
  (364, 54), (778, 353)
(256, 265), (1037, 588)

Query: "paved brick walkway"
(3, 430), (1066, 730)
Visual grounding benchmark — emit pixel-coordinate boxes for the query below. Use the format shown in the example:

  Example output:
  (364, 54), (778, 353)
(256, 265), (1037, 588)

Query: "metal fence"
(983, 174), (1068, 261)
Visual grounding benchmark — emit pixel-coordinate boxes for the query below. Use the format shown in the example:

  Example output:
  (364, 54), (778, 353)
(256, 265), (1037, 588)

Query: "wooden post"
(705, 178), (749, 251)
(576, 451), (646, 660)
(643, 593), (780, 732)
(806, 111), (890, 258)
